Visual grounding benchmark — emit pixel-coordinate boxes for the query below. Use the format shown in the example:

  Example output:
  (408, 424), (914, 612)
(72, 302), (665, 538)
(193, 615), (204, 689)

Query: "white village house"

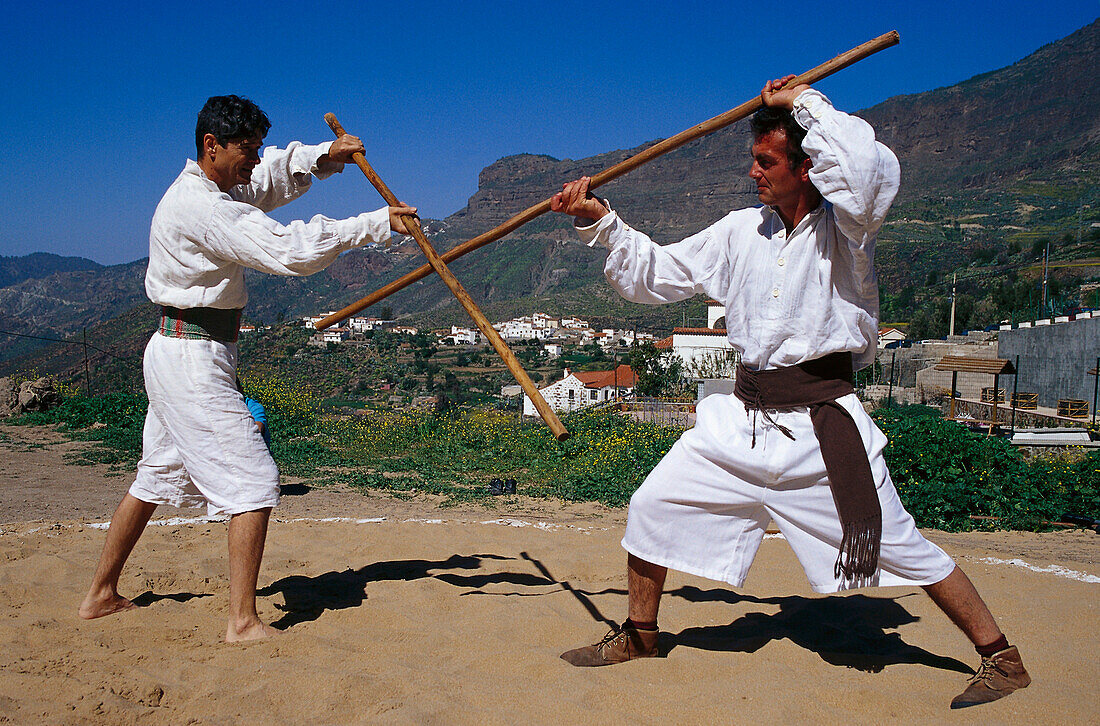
(495, 317), (553, 341)
(302, 313), (336, 330)
(322, 327), (350, 343)
(878, 326), (906, 348)
(653, 300), (738, 376)
(523, 364), (637, 416)
(440, 325), (484, 345)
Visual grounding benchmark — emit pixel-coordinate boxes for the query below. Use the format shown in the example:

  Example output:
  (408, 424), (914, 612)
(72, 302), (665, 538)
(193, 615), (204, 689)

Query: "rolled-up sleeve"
(202, 201), (391, 276)
(794, 89), (900, 250)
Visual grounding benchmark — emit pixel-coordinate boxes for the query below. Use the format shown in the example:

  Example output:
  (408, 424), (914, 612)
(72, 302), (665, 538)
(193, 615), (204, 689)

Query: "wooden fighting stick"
(324, 113), (569, 441)
(315, 31), (900, 332)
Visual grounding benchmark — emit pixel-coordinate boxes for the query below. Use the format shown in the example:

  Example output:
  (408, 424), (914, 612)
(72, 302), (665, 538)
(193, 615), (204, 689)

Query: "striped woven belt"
(158, 306), (243, 342)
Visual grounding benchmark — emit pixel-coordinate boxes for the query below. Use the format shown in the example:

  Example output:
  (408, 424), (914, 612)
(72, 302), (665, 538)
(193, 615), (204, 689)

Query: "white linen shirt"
(576, 89), (900, 372)
(146, 141), (392, 309)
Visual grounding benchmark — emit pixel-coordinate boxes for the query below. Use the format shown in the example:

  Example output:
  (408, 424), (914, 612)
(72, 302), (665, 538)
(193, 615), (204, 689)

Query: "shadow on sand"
(131, 590), (213, 607)
(257, 554), (969, 675)
(660, 585), (972, 673)
(257, 553), (553, 630)
(279, 483), (310, 496)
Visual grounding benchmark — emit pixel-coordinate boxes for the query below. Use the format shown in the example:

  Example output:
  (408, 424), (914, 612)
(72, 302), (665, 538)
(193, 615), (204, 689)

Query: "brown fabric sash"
(734, 352), (881, 586)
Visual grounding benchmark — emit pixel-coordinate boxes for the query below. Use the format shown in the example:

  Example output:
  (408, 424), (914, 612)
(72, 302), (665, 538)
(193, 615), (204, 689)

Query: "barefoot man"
(79, 95), (416, 641)
(549, 78), (1030, 708)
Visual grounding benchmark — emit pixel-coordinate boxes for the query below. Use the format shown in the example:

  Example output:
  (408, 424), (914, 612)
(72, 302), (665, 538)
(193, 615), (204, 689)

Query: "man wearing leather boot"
(550, 76), (1030, 709)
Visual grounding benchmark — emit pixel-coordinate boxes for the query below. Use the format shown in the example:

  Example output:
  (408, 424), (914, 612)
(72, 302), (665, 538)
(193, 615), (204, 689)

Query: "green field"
(11, 391), (1097, 532)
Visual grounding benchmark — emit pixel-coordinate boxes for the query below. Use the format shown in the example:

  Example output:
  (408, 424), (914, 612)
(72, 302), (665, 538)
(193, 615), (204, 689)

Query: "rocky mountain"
(0, 253), (102, 288)
(3, 18), (1097, 373)
(0, 256), (148, 364)
(863, 19), (1100, 290)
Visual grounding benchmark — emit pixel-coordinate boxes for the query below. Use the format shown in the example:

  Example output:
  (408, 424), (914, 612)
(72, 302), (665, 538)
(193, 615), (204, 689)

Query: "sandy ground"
(0, 422), (1097, 725)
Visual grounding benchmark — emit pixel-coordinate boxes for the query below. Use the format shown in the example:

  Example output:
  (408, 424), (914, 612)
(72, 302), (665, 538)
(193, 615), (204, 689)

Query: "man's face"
(207, 134), (263, 188)
(749, 129), (810, 209)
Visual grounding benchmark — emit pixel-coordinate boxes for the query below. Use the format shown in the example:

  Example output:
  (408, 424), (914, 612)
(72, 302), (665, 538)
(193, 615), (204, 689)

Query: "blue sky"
(1, 1), (1096, 265)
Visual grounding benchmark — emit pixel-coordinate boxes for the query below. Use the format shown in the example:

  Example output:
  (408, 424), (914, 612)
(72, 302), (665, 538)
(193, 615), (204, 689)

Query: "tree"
(970, 298), (1000, 330)
(953, 293), (975, 332)
(1031, 237), (1049, 259)
(969, 247), (995, 265)
(908, 308), (933, 341)
(629, 342), (686, 397)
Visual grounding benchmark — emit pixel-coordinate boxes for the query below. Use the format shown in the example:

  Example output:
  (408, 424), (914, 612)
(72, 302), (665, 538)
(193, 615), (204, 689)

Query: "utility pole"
(1041, 241), (1050, 317)
(887, 348), (896, 407)
(949, 273), (957, 336)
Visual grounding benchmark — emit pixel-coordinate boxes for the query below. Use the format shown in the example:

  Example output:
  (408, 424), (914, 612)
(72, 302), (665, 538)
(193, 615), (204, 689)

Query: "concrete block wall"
(998, 316), (1100, 409)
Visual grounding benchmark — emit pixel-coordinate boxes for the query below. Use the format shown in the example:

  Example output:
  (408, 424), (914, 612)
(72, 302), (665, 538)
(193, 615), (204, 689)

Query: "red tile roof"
(573, 364), (637, 389)
(673, 327), (728, 335)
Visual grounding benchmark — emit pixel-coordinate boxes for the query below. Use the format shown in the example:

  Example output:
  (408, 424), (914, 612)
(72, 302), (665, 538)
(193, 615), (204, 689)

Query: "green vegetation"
(874, 405), (1098, 531)
(10, 389), (1098, 530)
(629, 342), (688, 397)
(12, 391), (147, 473)
(876, 178), (1100, 336)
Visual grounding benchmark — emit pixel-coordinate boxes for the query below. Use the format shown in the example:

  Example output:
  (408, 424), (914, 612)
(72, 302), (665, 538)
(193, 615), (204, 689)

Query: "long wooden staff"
(316, 31), (899, 332)
(325, 114), (569, 440)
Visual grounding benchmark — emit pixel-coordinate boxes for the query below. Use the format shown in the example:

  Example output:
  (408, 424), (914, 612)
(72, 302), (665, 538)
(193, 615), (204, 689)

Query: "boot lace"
(968, 655), (999, 685)
(595, 626), (626, 653)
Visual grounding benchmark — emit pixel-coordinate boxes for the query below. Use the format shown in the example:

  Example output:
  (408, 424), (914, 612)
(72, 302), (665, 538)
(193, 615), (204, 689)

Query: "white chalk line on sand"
(4, 514), (603, 536)
(971, 556), (1100, 584)
(7, 520), (1096, 584)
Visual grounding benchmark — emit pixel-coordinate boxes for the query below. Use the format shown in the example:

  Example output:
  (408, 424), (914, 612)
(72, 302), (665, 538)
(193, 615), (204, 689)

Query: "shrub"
(874, 405), (1090, 530)
(11, 389), (1098, 529)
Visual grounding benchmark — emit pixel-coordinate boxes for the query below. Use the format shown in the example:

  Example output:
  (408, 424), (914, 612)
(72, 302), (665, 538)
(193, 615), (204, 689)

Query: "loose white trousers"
(622, 392), (956, 593)
(128, 334), (279, 515)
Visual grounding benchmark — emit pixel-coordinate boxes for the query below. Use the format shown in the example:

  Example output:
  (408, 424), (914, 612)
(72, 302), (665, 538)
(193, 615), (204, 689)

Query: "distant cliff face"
(0, 259), (146, 332)
(862, 19), (1099, 198)
(0, 252), (102, 288)
(445, 131), (759, 246)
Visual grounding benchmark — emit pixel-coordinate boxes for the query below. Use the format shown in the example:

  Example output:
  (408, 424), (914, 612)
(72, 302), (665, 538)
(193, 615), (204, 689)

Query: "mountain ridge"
(2, 18), (1097, 372)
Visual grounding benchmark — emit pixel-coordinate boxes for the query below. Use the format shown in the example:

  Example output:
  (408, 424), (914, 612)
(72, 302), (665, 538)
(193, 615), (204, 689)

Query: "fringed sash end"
(834, 518), (882, 587)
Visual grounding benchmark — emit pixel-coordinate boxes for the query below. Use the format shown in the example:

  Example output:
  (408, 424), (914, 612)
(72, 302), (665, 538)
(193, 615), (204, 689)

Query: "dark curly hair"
(195, 95), (271, 158)
(749, 106), (808, 169)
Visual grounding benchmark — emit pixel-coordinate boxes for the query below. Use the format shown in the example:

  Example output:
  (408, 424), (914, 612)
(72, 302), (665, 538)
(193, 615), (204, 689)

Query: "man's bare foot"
(225, 619), (279, 643)
(78, 589), (137, 619)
